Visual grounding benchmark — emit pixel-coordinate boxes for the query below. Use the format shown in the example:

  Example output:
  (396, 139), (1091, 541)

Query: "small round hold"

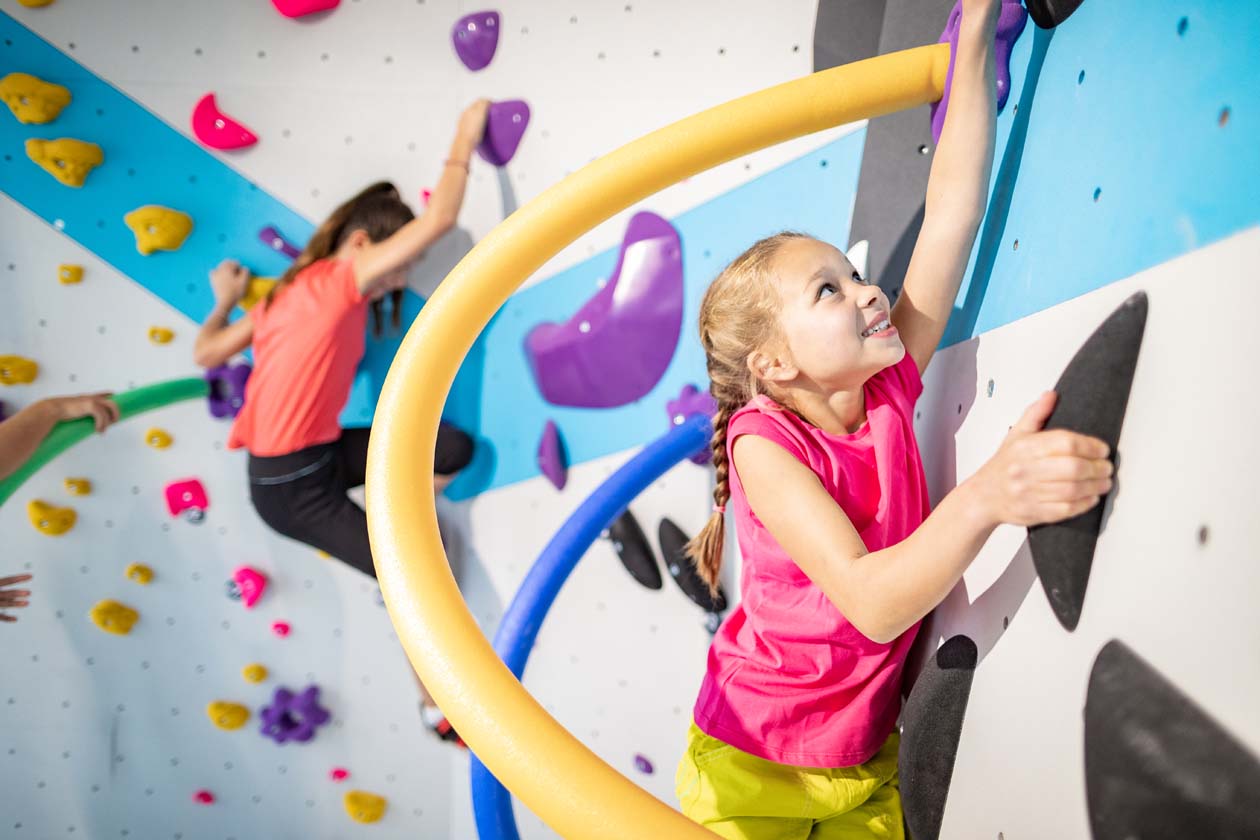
(633, 754), (654, 775)
(271, 620), (291, 637)
(330, 767), (350, 782)
(183, 507), (206, 525)
(225, 580), (242, 600)
(193, 789), (215, 804)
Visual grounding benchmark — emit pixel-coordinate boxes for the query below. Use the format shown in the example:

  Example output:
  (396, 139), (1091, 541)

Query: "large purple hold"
(930, 0), (1028, 143)
(205, 362), (251, 419)
(525, 211), (683, 408)
(537, 419), (567, 490)
(452, 10), (500, 72)
(667, 384), (718, 465)
(477, 100), (530, 167)
(259, 225), (301, 260)
(259, 684), (331, 745)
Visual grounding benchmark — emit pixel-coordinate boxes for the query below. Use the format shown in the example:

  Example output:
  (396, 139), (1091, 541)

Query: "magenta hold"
(165, 478), (209, 521)
(271, 620), (291, 638)
(271, 0), (339, 19)
(232, 566), (268, 609)
(206, 362), (250, 419)
(452, 10), (500, 72)
(191, 93), (258, 151)
(259, 684), (331, 744)
(259, 225), (302, 259)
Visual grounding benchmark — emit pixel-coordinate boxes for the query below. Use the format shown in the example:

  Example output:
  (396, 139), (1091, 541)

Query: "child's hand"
(456, 98), (491, 144)
(210, 259), (251, 308)
(0, 573), (32, 622)
(971, 392), (1114, 527)
(43, 392), (120, 432)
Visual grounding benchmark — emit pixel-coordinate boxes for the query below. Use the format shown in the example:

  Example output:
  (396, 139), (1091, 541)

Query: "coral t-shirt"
(693, 350), (931, 768)
(227, 259), (367, 456)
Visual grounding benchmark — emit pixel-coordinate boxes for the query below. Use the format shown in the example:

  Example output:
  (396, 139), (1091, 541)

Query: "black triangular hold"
(900, 635), (978, 840)
(658, 517), (727, 614)
(1025, 0), (1086, 29)
(606, 509), (662, 590)
(1029, 291), (1147, 631)
(1085, 640), (1260, 840)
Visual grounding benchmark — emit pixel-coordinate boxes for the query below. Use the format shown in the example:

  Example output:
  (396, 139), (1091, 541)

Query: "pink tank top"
(227, 258), (367, 456)
(693, 351), (931, 768)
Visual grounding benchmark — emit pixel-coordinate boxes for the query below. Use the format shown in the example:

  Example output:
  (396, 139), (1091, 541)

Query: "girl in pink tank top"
(676, 4), (1113, 837)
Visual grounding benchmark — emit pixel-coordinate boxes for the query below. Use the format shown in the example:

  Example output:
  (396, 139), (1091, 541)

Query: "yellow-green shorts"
(675, 722), (903, 840)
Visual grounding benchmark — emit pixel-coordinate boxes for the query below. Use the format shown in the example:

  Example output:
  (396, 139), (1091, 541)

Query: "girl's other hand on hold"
(971, 391), (1114, 528)
(209, 259), (251, 309)
(456, 98), (492, 145)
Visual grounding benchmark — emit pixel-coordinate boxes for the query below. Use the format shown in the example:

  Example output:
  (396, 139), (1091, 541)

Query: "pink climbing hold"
(164, 478), (209, 523)
(191, 93), (258, 151)
(421, 188), (432, 207)
(271, 0), (339, 18)
(193, 789), (215, 804)
(232, 566), (268, 609)
(537, 420), (567, 491)
(271, 620), (291, 638)
(330, 767), (350, 782)
(477, 100), (530, 166)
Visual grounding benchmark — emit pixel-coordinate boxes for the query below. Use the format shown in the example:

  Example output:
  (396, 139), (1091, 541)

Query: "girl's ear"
(344, 228), (372, 250)
(748, 346), (796, 385)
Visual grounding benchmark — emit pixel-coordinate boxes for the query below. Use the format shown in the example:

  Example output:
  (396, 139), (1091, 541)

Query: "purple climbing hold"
(525, 211), (684, 408)
(666, 385), (718, 465)
(259, 684), (331, 745)
(259, 225), (301, 259)
(452, 10), (500, 72)
(634, 754), (654, 775)
(206, 362), (251, 419)
(537, 419), (567, 490)
(930, 0), (1028, 143)
(477, 100), (530, 167)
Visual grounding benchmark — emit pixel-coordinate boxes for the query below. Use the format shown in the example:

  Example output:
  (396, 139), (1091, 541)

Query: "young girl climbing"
(193, 99), (490, 746)
(675, 2), (1113, 837)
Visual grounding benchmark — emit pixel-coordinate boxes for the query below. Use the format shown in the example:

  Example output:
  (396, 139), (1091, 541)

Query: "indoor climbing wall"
(0, 0), (866, 837)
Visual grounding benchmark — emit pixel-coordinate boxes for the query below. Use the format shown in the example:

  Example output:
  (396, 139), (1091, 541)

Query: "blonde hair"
(684, 231), (810, 593)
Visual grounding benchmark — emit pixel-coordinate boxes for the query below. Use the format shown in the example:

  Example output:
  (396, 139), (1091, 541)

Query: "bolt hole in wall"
(1198, 525), (1209, 546)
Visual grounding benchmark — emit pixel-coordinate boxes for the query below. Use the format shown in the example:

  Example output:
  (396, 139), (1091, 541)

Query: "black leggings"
(247, 423), (474, 578)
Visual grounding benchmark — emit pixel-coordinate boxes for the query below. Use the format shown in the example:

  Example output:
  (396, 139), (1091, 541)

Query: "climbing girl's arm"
(733, 392), (1112, 644)
(353, 99), (491, 295)
(890, 0), (1000, 377)
(0, 394), (119, 481)
(194, 260), (255, 368)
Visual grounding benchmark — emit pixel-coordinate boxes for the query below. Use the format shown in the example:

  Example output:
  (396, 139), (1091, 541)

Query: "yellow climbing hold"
(90, 600), (139, 635)
(63, 477), (91, 495)
(27, 500), (76, 535)
(344, 791), (387, 824)
(207, 701), (251, 731)
(58, 264), (83, 285)
(0, 355), (39, 385)
(25, 138), (103, 188)
(124, 206), (193, 255)
(242, 663), (268, 683)
(238, 276), (276, 311)
(125, 563), (154, 585)
(17, 0), (56, 7)
(148, 327), (175, 344)
(145, 428), (173, 449)
(0, 72), (71, 124)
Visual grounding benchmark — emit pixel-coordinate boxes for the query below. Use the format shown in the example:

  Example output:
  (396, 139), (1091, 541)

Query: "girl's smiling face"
(763, 237), (904, 392)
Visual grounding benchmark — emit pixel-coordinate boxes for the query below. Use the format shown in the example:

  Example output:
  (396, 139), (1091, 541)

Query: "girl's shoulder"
(727, 396), (813, 463)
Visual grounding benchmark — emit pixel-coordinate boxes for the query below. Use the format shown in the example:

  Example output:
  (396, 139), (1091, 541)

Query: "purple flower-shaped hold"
(930, 0), (1028, 143)
(667, 384), (718, 465)
(206, 362), (251, 419)
(259, 684), (331, 745)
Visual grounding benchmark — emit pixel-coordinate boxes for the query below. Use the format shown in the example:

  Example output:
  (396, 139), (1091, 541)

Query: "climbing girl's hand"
(970, 391), (1114, 528)
(456, 98), (492, 145)
(0, 574), (32, 623)
(44, 392), (120, 432)
(209, 259), (251, 308)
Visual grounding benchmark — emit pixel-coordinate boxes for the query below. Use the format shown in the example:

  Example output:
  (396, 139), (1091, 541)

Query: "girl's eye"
(852, 271), (869, 285)
(817, 282), (838, 300)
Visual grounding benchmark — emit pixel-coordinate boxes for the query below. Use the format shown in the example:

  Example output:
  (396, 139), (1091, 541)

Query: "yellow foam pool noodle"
(0, 72), (71, 124)
(124, 206), (193, 255)
(207, 701), (251, 731)
(58, 264), (83, 284)
(25, 138), (103, 188)
(148, 326), (175, 344)
(344, 791), (387, 824)
(125, 563), (154, 585)
(64, 477), (91, 495)
(90, 600), (138, 635)
(27, 500), (76, 535)
(144, 428), (172, 449)
(238, 276), (276, 311)
(0, 355), (39, 385)
(242, 663), (268, 683)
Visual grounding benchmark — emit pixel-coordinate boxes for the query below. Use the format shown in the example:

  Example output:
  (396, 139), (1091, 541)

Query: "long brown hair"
(684, 231), (809, 594)
(265, 181), (415, 336)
